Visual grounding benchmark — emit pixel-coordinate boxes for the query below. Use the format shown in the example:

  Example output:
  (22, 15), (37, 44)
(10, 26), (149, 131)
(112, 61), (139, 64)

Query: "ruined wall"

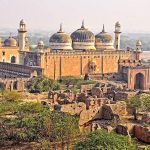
(0, 62), (43, 78)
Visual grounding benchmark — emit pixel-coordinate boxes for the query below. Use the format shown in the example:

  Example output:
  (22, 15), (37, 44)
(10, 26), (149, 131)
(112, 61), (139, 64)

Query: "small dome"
(37, 40), (44, 50)
(38, 40), (44, 47)
(49, 24), (72, 50)
(95, 25), (114, 50)
(4, 36), (17, 47)
(20, 19), (25, 25)
(115, 21), (121, 33)
(115, 21), (121, 27)
(71, 21), (95, 50)
(136, 40), (142, 46)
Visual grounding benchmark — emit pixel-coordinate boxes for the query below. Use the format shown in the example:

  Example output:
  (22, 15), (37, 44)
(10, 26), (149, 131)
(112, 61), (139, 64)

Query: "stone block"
(134, 125), (150, 143)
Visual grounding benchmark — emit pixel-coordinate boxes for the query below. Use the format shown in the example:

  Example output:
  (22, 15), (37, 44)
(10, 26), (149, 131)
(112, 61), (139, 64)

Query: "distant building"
(0, 19), (29, 64)
(1, 19), (150, 90)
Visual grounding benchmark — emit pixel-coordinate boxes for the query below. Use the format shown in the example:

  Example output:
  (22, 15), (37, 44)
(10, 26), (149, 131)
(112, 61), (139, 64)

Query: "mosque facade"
(0, 20), (145, 89)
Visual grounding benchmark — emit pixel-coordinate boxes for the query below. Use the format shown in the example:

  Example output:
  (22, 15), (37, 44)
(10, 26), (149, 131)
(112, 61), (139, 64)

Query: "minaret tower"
(136, 40), (142, 52)
(18, 19), (27, 51)
(135, 40), (143, 60)
(114, 21), (121, 50)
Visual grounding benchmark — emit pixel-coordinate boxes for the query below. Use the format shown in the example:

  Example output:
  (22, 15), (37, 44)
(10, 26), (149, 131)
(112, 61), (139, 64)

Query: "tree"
(141, 95), (150, 112)
(74, 130), (137, 150)
(127, 95), (150, 121)
(50, 112), (79, 150)
(126, 96), (142, 120)
(27, 76), (60, 93)
(0, 99), (79, 149)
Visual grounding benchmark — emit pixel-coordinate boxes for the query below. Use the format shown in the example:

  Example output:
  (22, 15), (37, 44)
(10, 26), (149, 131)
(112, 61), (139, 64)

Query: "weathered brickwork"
(0, 47), (19, 64)
(38, 51), (132, 79)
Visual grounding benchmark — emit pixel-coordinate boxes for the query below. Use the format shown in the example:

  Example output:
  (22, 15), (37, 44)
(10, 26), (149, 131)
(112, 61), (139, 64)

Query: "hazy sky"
(0, 0), (150, 33)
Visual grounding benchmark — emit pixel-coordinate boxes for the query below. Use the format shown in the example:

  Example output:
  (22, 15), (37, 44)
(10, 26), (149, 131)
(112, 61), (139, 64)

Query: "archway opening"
(134, 73), (144, 90)
(11, 56), (16, 63)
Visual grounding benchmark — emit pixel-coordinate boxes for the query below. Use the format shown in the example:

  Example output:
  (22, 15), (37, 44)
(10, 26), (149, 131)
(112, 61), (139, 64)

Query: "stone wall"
(39, 51), (132, 79)
(0, 78), (28, 91)
(0, 47), (19, 64)
(0, 62), (43, 78)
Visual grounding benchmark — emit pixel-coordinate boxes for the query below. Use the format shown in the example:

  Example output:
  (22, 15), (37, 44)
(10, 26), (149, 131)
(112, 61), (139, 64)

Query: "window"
(11, 56), (16, 63)
(2, 51), (5, 56)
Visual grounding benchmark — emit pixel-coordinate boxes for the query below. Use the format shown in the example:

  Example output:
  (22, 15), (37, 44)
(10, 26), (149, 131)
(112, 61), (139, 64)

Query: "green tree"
(126, 96), (142, 120)
(27, 76), (60, 93)
(50, 112), (79, 150)
(0, 100), (79, 149)
(141, 95), (150, 112)
(74, 130), (137, 150)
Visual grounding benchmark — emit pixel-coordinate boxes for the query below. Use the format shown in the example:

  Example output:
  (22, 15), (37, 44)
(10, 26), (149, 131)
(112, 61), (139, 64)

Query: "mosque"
(1, 19), (150, 90)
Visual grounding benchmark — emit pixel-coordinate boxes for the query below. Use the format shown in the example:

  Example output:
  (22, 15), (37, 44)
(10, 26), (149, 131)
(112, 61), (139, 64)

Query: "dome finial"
(102, 24), (105, 33)
(59, 23), (63, 32)
(81, 20), (85, 28)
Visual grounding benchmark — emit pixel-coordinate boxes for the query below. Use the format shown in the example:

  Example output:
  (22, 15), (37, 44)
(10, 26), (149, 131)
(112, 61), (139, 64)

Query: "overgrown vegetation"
(27, 76), (61, 93)
(26, 76), (97, 94)
(1, 85), (150, 149)
(74, 130), (137, 150)
(126, 95), (150, 120)
(61, 76), (97, 89)
(0, 90), (79, 149)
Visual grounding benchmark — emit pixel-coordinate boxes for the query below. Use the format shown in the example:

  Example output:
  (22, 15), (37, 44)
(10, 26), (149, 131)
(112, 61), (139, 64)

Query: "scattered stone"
(91, 87), (103, 98)
(134, 125), (150, 143)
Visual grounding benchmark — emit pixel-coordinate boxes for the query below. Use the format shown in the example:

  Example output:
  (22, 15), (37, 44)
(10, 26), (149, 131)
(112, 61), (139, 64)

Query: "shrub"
(61, 76), (97, 89)
(27, 76), (61, 93)
(74, 130), (137, 150)
(0, 101), (79, 148)
(2, 90), (22, 102)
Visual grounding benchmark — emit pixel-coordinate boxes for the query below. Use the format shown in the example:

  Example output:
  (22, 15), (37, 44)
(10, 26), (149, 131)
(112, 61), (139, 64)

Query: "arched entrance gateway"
(134, 73), (144, 90)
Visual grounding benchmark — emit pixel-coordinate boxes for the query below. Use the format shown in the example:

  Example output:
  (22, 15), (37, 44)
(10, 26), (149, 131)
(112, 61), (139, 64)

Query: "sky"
(0, 0), (150, 33)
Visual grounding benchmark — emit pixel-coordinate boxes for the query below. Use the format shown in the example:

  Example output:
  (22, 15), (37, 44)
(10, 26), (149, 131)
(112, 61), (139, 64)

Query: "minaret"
(136, 40), (142, 52)
(18, 19), (27, 51)
(114, 21), (121, 50)
(135, 40), (143, 60)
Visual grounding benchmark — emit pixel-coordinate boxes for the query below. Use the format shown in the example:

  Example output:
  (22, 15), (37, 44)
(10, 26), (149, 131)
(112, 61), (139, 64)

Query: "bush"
(61, 76), (97, 89)
(1, 90), (22, 102)
(0, 101), (79, 147)
(0, 90), (22, 113)
(74, 130), (137, 150)
(27, 76), (61, 93)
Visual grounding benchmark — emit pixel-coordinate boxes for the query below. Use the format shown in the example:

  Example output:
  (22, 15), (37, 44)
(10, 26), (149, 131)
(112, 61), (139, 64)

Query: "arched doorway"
(134, 73), (144, 90)
(11, 56), (16, 63)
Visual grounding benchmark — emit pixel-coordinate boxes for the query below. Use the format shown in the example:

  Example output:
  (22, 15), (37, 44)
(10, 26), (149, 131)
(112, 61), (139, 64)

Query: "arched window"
(11, 56), (16, 63)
